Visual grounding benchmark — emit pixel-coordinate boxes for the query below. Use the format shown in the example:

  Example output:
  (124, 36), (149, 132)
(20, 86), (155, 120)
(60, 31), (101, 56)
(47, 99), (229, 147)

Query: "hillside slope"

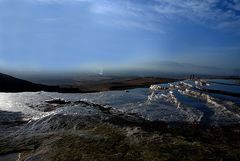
(0, 73), (80, 93)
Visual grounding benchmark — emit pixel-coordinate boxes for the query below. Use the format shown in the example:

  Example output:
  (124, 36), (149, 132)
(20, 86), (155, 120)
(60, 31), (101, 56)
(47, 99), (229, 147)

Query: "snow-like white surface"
(0, 79), (240, 126)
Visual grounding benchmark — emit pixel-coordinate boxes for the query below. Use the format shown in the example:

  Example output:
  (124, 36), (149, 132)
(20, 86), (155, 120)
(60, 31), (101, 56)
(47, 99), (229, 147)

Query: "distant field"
(63, 77), (179, 92)
(0, 73), (179, 93)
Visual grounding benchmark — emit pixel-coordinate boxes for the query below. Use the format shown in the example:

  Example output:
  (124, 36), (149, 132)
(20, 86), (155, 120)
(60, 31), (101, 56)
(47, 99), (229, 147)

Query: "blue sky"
(0, 0), (240, 75)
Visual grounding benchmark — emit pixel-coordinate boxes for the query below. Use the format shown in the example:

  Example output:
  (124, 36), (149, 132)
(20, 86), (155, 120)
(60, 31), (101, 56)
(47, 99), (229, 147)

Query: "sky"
(0, 0), (240, 75)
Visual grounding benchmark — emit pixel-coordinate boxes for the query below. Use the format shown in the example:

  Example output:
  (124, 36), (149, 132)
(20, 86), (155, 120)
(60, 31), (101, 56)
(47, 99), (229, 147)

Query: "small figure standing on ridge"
(189, 74), (195, 80)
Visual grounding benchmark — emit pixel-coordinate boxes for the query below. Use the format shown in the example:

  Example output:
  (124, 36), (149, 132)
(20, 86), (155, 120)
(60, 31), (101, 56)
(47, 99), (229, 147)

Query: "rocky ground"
(1, 78), (240, 161)
(0, 100), (240, 161)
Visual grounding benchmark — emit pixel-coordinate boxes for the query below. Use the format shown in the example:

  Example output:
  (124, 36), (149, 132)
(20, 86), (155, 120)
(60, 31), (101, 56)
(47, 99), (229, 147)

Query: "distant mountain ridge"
(0, 73), (81, 93)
